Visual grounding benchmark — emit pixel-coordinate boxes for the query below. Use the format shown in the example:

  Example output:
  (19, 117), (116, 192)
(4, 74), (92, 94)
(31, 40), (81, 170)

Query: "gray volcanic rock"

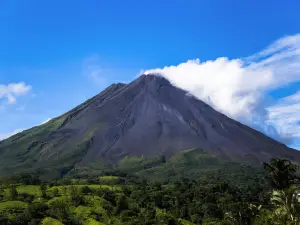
(1, 74), (300, 175)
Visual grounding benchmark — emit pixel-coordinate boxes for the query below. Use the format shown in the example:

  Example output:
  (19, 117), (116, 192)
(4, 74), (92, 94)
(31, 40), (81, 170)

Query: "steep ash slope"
(0, 74), (299, 176)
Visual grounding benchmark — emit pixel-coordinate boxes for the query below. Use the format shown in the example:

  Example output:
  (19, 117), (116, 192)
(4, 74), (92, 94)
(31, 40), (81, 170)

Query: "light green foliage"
(99, 176), (120, 185)
(253, 209), (276, 225)
(0, 201), (28, 218)
(74, 206), (92, 220)
(41, 217), (63, 225)
(178, 218), (196, 225)
(84, 196), (103, 207)
(0, 201), (27, 211)
(47, 184), (120, 196)
(2, 185), (40, 199)
(17, 185), (41, 196)
(85, 218), (106, 225)
(0, 157), (298, 225)
(271, 185), (300, 223)
(118, 155), (164, 173)
(100, 176), (119, 181)
(47, 196), (71, 206)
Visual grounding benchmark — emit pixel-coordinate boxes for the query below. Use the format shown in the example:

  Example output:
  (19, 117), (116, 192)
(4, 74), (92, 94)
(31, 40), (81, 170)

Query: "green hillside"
(0, 157), (299, 224)
(71, 149), (265, 188)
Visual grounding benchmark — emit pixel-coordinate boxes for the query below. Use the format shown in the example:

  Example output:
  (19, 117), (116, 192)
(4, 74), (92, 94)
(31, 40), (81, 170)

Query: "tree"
(26, 202), (49, 220)
(160, 155), (166, 163)
(48, 200), (71, 221)
(0, 187), (4, 200)
(80, 185), (92, 195)
(0, 215), (8, 224)
(9, 185), (18, 200)
(40, 183), (47, 198)
(253, 209), (275, 225)
(70, 186), (84, 206)
(271, 185), (300, 224)
(49, 188), (59, 198)
(263, 158), (299, 190)
(103, 189), (116, 205)
(114, 195), (128, 215)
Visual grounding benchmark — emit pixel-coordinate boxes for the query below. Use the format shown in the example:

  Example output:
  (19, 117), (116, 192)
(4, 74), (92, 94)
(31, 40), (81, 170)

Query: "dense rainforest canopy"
(0, 150), (299, 225)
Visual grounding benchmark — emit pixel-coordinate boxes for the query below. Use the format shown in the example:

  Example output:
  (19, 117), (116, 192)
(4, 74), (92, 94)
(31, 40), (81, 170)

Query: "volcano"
(0, 74), (299, 176)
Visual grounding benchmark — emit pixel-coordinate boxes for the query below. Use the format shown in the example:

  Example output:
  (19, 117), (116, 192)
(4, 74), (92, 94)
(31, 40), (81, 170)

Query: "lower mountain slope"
(0, 74), (300, 178)
(71, 148), (265, 187)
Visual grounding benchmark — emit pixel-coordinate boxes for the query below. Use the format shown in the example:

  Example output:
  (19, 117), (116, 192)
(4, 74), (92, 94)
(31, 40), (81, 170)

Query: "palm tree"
(263, 158), (299, 190)
(271, 185), (300, 224)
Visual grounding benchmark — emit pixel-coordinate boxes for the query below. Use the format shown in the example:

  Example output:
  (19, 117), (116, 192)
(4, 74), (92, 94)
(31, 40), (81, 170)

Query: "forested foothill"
(0, 149), (299, 225)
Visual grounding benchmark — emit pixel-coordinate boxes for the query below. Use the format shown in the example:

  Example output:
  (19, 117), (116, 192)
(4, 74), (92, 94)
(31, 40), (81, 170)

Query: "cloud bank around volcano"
(145, 34), (300, 148)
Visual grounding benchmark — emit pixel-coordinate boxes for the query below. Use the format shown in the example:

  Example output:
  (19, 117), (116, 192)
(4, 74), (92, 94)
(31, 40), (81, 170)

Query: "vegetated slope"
(0, 74), (299, 177)
(73, 149), (266, 186)
(0, 83), (126, 177)
(124, 149), (263, 182)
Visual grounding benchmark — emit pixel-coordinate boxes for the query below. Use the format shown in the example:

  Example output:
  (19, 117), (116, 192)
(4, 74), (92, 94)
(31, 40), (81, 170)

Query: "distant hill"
(0, 74), (300, 178)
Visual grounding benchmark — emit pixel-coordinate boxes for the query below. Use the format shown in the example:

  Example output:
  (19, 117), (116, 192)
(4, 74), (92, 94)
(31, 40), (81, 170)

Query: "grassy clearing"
(41, 217), (63, 225)
(47, 196), (71, 206)
(0, 201), (28, 214)
(17, 185), (41, 196)
(85, 218), (106, 225)
(3, 185), (41, 198)
(99, 176), (119, 181)
(47, 184), (121, 195)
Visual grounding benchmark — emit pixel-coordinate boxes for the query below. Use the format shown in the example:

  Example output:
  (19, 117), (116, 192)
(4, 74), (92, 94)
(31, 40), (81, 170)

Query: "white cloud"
(145, 33), (300, 147)
(41, 118), (52, 125)
(267, 91), (300, 141)
(0, 82), (31, 104)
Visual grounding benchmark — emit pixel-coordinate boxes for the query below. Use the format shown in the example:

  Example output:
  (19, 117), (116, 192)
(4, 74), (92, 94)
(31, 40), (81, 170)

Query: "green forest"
(0, 149), (299, 225)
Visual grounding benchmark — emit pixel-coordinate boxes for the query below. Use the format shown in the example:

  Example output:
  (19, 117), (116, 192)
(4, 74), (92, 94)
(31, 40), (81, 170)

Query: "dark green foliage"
(9, 185), (18, 200)
(263, 158), (300, 189)
(69, 186), (85, 206)
(47, 200), (72, 221)
(103, 189), (117, 205)
(18, 192), (35, 203)
(0, 173), (41, 185)
(26, 203), (49, 220)
(0, 187), (4, 201)
(80, 185), (92, 195)
(48, 187), (59, 198)
(40, 183), (47, 198)
(0, 157), (298, 224)
(114, 195), (129, 215)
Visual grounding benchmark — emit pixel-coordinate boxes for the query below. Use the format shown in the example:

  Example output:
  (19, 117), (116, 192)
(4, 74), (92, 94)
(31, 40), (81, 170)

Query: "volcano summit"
(0, 74), (299, 176)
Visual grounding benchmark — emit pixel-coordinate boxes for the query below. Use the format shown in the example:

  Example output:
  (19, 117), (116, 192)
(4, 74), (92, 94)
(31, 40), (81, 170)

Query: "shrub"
(47, 200), (71, 221)
(18, 192), (35, 203)
(27, 202), (49, 219)
(41, 217), (63, 225)
(9, 185), (18, 200)
(81, 186), (92, 195)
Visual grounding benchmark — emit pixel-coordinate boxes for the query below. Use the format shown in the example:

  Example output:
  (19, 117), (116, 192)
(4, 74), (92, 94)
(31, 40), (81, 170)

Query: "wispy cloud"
(267, 91), (300, 141)
(0, 82), (31, 104)
(82, 54), (108, 87)
(145, 34), (300, 147)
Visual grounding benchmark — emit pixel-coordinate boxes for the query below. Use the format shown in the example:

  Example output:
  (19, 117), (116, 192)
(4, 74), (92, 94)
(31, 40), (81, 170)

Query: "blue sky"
(1, 0), (300, 148)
